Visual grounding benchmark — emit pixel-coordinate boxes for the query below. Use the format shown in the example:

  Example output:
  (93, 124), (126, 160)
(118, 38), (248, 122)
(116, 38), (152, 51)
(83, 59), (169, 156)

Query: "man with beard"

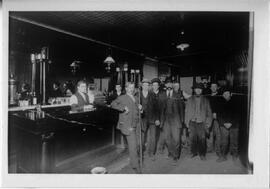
(159, 77), (184, 163)
(111, 82), (142, 173)
(201, 76), (211, 95)
(185, 83), (212, 160)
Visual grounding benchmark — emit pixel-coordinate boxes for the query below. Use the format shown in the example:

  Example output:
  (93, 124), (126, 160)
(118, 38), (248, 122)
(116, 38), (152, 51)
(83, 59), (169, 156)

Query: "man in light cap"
(111, 82), (142, 173)
(185, 82), (212, 160)
(159, 77), (184, 163)
(139, 78), (151, 156)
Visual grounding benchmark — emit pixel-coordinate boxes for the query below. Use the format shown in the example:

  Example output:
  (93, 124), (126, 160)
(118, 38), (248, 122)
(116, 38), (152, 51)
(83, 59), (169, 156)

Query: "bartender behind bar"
(70, 80), (92, 112)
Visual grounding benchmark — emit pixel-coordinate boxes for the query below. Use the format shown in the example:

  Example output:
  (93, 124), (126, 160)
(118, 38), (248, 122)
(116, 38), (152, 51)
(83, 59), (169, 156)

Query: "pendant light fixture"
(104, 48), (115, 72)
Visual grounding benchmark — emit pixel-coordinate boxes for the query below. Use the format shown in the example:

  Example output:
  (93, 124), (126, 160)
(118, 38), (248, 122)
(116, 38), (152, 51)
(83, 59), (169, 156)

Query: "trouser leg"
(157, 127), (166, 153)
(163, 122), (171, 156)
(189, 122), (198, 155)
(147, 124), (157, 156)
(220, 126), (229, 157)
(206, 126), (213, 152)
(171, 125), (181, 159)
(141, 119), (148, 153)
(197, 123), (207, 156)
(125, 131), (139, 170)
(229, 127), (239, 156)
(212, 119), (221, 156)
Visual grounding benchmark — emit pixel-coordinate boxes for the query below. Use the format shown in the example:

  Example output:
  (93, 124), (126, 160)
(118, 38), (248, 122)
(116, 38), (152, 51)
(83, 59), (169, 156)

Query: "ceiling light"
(176, 43), (190, 51)
(103, 55), (115, 64)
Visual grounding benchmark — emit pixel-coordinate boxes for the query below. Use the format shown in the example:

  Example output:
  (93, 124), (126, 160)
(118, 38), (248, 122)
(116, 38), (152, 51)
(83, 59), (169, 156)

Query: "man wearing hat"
(173, 80), (187, 148)
(216, 87), (241, 162)
(142, 78), (166, 160)
(159, 77), (184, 162)
(111, 82), (142, 173)
(201, 76), (211, 95)
(207, 81), (222, 155)
(185, 82), (212, 160)
(139, 78), (152, 156)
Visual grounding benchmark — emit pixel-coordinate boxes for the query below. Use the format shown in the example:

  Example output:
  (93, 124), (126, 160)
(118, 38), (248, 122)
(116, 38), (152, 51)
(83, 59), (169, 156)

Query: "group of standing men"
(110, 77), (243, 173)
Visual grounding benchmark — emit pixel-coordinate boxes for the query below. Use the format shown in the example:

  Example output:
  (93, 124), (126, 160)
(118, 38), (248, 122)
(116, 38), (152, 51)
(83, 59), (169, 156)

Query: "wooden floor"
(9, 144), (250, 174)
(115, 147), (249, 174)
(57, 145), (249, 174)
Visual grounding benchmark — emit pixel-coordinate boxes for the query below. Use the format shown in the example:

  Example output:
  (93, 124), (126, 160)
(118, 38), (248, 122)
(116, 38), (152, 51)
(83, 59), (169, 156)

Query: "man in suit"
(173, 80), (188, 148)
(70, 80), (92, 112)
(111, 82), (142, 173)
(159, 77), (184, 162)
(207, 81), (222, 157)
(144, 78), (165, 160)
(185, 83), (212, 160)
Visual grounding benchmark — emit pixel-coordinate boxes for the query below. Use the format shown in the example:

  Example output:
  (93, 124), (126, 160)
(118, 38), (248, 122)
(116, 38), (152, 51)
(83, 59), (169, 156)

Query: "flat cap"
(141, 78), (151, 84)
(151, 78), (161, 84)
(165, 77), (173, 83)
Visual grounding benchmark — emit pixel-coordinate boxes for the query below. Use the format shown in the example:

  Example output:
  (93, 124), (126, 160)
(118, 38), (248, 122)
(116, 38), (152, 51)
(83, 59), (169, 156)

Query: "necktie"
(83, 93), (87, 102)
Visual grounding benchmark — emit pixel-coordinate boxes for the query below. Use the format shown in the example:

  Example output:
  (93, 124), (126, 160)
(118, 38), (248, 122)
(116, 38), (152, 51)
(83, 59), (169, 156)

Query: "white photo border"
(1, 0), (269, 188)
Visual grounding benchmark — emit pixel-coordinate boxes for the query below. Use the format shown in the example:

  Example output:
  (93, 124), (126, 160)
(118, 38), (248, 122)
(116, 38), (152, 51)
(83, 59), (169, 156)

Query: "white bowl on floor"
(91, 167), (107, 174)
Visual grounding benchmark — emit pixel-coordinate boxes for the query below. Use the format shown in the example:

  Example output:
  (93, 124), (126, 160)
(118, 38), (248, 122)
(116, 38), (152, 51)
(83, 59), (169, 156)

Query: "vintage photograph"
(7, 11), (253, 175)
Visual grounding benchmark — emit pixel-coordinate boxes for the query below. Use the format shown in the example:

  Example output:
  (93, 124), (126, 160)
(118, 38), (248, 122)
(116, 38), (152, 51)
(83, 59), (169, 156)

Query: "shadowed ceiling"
(9, 11), (250, 76)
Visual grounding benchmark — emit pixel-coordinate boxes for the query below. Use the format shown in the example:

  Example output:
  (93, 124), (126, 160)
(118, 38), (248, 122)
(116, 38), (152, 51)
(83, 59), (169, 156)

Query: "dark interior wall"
(9, 18), (145, 91)
(9, 15), (250, 92)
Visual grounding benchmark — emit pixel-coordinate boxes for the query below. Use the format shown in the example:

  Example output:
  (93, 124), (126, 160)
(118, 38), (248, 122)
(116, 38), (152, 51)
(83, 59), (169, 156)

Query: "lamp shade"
(104, 56), (115, 64)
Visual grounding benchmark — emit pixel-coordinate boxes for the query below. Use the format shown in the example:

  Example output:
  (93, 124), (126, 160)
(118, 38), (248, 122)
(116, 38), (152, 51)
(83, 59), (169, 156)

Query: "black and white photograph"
(1, 0), (269, 188)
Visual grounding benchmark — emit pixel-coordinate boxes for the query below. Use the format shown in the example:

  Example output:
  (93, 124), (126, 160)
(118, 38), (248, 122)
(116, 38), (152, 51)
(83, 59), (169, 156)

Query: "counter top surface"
(9, 105), (119, 135)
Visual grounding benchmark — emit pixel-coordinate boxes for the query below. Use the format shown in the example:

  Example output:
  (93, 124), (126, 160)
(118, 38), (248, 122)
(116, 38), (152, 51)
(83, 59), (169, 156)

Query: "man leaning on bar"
(70, 80), (93, 112)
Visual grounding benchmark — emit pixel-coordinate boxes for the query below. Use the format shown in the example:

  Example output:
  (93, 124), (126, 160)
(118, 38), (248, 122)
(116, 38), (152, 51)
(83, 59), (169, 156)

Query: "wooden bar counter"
(8, 104), (120, 173)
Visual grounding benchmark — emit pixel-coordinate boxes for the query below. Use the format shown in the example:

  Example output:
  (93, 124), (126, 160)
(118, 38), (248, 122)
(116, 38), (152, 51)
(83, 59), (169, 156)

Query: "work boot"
(149, 155), (156, 161)
(190, 153), (198, 158)
(232, 155), (238, 161)
(172, 157), (178, 165)
(199, 155), (206, 161)
(216, 156), (227, 162)
(132, 168), (142, 174)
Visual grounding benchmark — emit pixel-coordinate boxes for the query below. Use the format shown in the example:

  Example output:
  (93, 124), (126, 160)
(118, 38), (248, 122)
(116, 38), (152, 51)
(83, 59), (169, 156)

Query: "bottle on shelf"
(32, 92), (37, 105)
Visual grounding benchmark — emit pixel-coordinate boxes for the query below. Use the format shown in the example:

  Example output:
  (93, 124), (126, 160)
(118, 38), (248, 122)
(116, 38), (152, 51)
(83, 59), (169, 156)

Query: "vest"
(75, 92), (90, 107)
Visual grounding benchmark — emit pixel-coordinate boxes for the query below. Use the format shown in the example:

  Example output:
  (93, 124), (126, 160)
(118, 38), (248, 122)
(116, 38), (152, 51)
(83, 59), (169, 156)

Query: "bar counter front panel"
(8, 105), (120, 173)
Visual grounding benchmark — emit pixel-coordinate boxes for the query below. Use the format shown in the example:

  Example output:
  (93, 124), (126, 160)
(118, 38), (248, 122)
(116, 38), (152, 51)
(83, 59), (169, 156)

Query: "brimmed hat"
(192, 82), (204, 89)
(141, 78), (150, 84)
(201, 75), (208, 80)
(165, 77), (173, 83)
(151, 78), (161, 84)
(221, 86), (232, 93)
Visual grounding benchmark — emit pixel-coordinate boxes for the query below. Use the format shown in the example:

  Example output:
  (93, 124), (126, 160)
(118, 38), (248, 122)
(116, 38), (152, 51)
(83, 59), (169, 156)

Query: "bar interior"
(8, 12), (252, 174)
